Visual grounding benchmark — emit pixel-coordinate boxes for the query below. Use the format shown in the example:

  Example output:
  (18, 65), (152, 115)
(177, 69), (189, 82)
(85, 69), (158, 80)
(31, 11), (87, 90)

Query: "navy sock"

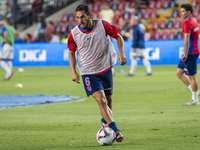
(101, 118), (107, 124)
(108, 122), (120, 133)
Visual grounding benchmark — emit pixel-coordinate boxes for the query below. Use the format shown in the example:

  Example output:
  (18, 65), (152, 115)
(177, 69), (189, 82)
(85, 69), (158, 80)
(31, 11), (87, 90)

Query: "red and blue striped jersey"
(182, 16), (199, 55)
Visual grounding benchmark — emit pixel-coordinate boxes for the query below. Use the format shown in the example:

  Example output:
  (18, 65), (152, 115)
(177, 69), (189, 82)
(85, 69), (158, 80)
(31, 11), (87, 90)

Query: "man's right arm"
(181, 23), (191, 61)
(68, 32), (80, 83)
(69, 50), (80, 83)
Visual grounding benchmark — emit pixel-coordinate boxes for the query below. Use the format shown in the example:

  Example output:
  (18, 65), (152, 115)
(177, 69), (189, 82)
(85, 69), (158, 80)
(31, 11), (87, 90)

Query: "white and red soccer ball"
(96, 126), (116, 146)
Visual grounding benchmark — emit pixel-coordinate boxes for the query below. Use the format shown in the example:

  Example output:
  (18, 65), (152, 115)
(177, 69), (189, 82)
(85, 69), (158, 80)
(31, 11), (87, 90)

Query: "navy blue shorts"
(178, 54), (199, 76)
(82, 69), (113, 97)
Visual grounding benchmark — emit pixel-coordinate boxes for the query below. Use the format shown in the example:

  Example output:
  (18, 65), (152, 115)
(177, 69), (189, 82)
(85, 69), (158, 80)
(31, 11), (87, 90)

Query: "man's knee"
(188, 75), (197, 81)
(176, 69), (183, 78)
(132, 57), (137, 60)
(96, 97), (107, 106)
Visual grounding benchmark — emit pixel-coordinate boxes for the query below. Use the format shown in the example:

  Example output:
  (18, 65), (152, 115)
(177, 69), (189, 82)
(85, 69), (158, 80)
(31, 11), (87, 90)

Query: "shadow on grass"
(65, 141), (144, 149)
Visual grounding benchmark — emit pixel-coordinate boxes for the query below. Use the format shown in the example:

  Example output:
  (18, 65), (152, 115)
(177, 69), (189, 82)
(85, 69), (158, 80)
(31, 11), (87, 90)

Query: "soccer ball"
(96, 126), (116, 146)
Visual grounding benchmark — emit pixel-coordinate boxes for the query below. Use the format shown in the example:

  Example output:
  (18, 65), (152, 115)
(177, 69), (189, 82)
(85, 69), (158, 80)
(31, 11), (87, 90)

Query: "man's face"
(130, 18), (137, 26)
(76, 10), (91, 29)
(3, 20), (7, 26)
(180, 8), (190, 19)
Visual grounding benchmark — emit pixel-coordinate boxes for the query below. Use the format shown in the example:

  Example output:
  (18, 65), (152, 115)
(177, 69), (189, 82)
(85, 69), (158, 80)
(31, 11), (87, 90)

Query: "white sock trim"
(129, 59), (137, 74)
(192, 91), (199, 102)
(188, 85), (192, 92)
(142, 59), (152, 73)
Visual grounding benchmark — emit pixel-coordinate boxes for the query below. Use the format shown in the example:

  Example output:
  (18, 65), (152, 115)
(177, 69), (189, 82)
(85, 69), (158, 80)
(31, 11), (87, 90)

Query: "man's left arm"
(115, 33), (127, 66)
(182, 33), (190, 61)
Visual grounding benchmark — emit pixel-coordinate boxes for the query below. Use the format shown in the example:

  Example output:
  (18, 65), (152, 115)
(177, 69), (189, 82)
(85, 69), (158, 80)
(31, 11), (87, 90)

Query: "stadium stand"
(47, 0), (200, 41)
(2, 0), (199, 42)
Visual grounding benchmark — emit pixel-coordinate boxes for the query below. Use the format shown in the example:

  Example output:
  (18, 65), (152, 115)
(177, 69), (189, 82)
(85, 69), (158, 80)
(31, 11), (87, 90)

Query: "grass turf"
(0, 66), (200, 150)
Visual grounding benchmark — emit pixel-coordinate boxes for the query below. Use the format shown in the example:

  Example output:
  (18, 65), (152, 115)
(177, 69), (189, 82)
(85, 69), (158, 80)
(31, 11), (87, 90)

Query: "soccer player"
(0, 18), (15, 80)
(176, 4), (200, 105)
(68, 4), (127, 142)
(125, 16), (152, 77)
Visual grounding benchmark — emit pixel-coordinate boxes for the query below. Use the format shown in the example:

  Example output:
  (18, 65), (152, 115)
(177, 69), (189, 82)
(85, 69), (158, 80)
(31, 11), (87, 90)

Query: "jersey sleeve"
(183, 22), (191, 33)
(101, 20), (119, 38)
(1, 27), (6, 38)
(67, 32), (77, 51)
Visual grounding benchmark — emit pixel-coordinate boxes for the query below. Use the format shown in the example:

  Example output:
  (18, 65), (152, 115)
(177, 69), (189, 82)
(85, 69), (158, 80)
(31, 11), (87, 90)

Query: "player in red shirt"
(176, 3), (200, 105)
(68, 4), (127, 142)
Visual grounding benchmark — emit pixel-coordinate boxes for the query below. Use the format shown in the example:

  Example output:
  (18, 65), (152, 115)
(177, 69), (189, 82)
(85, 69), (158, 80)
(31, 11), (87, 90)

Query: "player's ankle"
(108, 122), (120, 133)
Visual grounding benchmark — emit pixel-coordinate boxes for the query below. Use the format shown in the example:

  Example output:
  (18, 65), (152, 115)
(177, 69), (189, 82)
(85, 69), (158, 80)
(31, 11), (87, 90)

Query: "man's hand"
(132, 48), (135, 52)
(181, 55), (187, 62)
(71, 71), (80, 83)
(118, 52), (127, 66)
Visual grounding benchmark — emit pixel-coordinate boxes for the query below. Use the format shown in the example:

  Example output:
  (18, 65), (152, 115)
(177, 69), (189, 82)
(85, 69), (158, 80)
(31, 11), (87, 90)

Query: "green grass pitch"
(0, 66), (200, 150)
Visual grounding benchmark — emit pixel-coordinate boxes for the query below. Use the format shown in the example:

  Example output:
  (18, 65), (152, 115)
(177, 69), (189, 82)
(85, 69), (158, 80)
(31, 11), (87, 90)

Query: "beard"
(81, 19), (91, 29)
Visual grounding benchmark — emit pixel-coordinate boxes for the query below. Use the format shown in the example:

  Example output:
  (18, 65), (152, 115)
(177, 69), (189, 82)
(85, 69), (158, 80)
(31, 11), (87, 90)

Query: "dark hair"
(5, 18), (10, 24)
(181, 3), (193, 14)
(52, 31), (57, 35)
(48, 21), (54, 26)
(37, 16), (46, 29)
(26, 33), (31, 39)
(76, 4), (91, 15)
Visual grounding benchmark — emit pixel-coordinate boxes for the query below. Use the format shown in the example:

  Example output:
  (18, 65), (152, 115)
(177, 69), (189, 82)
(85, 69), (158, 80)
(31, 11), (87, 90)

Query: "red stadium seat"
(173, 20), (181, 29)
(92, 12), (99, 19)
(163, 0), (169, 8)
(167, 20), (173, 29)
(191, 0), (200, 6)
(143, 11), (150, 19)
(193, 7), (199, 17)
(124, 2), (130, 9)
(146, 30), (155, 40)
(172, 10), (179, 18)
(156, 1), (162, 9)
(100, 4), (104, 10)
(68, 23), (74, 32)
(123, 12), (130, 20)
(169, 31), (176, 39)
(87, 3), (93, 11)
(160, 20), (167, 29)
(56, 24), (61, 32)
(153, 21), (159, 29)
(61, 13), (69, 22)
(155, 31), (161, 40)
(150, 11), (157, 18)
(93, 3), (100, 11)
(68, 14), (76, 22)
(197, 19), (200, 27)
(170, 0), (176, 8)
(149, 0), (156, 9)
(161, 32), (169, 40)
(60, 24), (67, 32)
(176, 31), (183, 39)
(118, 2), (124, 10)
(112, 3), (118, 10)
(129, 12), (136, 19)
(137, 11), (143, 19)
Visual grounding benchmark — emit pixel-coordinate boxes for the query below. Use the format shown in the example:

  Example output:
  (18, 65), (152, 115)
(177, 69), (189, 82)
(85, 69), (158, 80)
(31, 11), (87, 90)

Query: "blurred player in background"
(68, 4), (127, 142)
(176, 4), (200, 105)
(125, 16), (152, 77)
(0, 18), (15, 80)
